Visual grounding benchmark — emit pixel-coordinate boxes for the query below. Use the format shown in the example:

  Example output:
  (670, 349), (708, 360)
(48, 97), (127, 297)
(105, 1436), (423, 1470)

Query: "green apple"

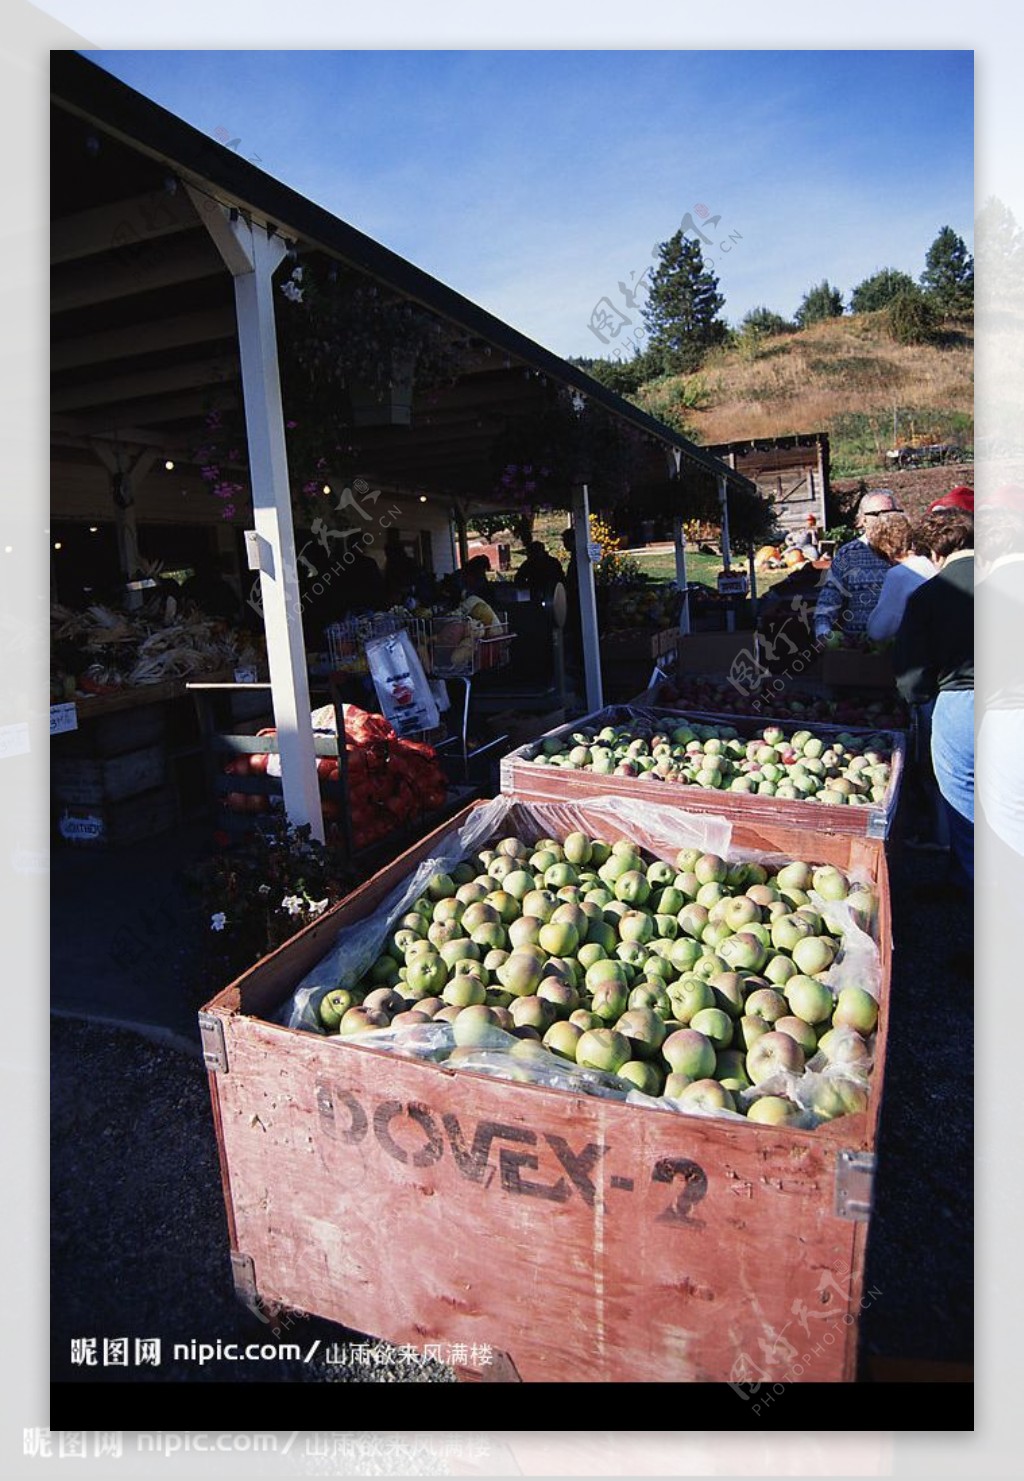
(677, 1078), (736, 1113)
(811, 865), (849, 901)
(714, 1048), (751, 1092)
(576, 1027), (632, 1074)
(816, 1027), (872, 1069)
(737, 1014), (771, 1051)
(509, 995), (556, 1032)
(774, 1014), (818, 1055)
(833, 986), (879, 1034)
(791, 935), (838, 977)
(662, 1028), (716, 1079)
(746, 1030), (805, 1084)
(426, 872), (457, 900)
(405, 953), (447, 998)
(617, 1060), (665, 1096)
(563, 832), (593, 866)
(744, 987), (788, 1023)
(746, 1095), (797, 1125)
(497, 949), (546, 997)
(784, 974), (834, 1025)
(543, 1019), (583, 1061)
(689, 1007), (734, 1049)
(667, 975), (715, 1025)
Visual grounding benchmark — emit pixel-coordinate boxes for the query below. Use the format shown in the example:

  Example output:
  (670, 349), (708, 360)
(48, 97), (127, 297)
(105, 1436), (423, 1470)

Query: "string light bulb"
(164, 459), (175, 471)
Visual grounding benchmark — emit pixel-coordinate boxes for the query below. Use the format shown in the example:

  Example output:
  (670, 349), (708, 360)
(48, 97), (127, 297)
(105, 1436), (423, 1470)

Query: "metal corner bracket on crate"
(835, 1149), (875, 1222)
(198, 1011), (228, 1072)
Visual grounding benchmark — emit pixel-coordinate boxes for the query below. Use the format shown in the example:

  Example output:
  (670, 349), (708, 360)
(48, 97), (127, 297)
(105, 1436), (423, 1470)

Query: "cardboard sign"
(50, 703), (78, 736)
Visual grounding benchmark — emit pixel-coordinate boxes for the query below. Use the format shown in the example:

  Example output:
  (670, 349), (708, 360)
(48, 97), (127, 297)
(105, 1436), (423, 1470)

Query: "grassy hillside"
(635, 311), (973, 479)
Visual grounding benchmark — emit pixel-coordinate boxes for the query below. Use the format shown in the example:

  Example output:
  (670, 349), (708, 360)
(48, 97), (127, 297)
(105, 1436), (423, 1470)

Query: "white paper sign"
(587, 542), (603, 563)
(50, 703), (78, 736)
(59, 811), (104, 842)
(0, 722), (31, 758)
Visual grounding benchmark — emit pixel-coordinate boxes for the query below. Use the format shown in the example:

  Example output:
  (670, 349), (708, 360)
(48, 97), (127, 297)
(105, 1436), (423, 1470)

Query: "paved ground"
(50, 808), (972, 1387)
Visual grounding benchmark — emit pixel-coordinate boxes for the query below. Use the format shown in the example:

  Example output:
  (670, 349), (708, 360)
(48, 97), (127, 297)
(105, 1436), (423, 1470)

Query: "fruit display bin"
(499, 706), (906, 842)
(200, 797), (890, 1385)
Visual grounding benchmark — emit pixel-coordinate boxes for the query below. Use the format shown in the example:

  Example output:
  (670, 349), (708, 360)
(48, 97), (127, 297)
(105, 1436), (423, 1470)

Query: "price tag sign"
(59, 812), (104, 842)
(50, 703), (78, 736)
(234, 666), (258, 684)
(0, 722), (31, 759)
(587, 542), (603, 564)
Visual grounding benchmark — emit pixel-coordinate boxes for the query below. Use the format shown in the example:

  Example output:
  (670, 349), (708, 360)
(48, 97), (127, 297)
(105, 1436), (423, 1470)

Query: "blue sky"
(88, 49), (974, 359)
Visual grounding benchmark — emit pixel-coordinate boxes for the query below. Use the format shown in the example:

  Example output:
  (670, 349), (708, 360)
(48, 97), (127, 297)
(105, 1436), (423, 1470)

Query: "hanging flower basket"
(347, 349), (417, 428)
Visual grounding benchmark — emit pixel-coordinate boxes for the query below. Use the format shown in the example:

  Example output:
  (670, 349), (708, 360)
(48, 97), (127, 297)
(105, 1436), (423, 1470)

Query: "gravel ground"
(51, 842), (972, 1387)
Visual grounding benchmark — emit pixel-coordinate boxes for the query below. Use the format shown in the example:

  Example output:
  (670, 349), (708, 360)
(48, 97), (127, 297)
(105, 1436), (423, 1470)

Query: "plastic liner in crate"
(325, 612), (409, 674)
(408, 612), (513, 678)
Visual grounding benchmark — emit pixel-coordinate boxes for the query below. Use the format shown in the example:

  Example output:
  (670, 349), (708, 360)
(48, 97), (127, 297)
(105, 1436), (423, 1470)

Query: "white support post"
(668, 448), (690, 635)
(197, 199), (323, 841)
(717, 473), (732, 571)
(673, 516), (691, 635)
(571, 483), (603, 713)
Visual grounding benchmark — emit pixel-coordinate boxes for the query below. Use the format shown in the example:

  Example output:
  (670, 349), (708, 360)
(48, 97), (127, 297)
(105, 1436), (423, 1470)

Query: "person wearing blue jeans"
(893, 510), (974, 885)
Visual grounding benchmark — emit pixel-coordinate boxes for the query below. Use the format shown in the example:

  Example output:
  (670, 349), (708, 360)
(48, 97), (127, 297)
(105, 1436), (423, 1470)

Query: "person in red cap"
(929, 485), (974, 515)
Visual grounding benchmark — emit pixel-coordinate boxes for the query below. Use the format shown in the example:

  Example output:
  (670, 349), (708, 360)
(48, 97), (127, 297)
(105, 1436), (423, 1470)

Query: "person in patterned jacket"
(813, 489), (903, 641)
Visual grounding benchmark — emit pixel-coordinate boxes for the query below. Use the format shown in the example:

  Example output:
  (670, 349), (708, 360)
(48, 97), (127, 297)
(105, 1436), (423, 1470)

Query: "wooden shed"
(703, 434), (829, 537)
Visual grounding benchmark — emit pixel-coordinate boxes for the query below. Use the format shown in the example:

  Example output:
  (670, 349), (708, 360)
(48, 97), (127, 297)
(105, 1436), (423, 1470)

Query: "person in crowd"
(866, 513), (938, 642)
(813, 489), (903, 641)
(894, 509), (974, 885)
(976, 489), (1024, 922)
(460, 553), (493, 600)
(382, 527), (425, 604)
(560, 527), (583, 671)
(515, 539), (565, 598)
(784, 514), (821, 561)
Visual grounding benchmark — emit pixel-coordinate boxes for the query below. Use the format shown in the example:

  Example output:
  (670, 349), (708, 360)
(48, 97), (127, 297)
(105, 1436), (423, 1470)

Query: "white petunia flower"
(210, 912), (227, 932)
(308, 897), (329, 918)
(281, 894), (305, 917)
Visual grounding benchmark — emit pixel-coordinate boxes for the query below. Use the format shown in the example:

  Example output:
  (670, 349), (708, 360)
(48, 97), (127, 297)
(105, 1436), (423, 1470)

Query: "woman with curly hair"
(894, 509), (974, 884)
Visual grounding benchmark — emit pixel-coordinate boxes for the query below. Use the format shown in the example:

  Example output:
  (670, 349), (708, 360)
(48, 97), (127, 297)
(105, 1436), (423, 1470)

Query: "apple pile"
(317, 834), (881, 1125)
(602, 585), (683, 633)
(655, 674), (908, 729)
(525, 719), (894, 808)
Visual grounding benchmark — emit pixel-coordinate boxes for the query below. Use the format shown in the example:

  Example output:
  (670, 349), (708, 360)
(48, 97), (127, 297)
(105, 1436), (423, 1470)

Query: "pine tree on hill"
(641, 230), (728, 375)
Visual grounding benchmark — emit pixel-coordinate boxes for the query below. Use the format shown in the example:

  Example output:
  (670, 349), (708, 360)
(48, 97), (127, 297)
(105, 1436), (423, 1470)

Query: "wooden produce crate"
(55, 784), (176, 847)
(52, 697), (166, 758)
(201, 798), (891, 1385)
(821, 650), (896, 690)
(499, 706), (906, 841)
(676, 632), (758, 674)
(600, 628), (680, 702)
(52, 742), (167, 805)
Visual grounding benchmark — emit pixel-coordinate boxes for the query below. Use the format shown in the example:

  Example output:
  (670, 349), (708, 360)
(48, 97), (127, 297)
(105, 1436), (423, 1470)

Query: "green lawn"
(623, 546), (795, 593)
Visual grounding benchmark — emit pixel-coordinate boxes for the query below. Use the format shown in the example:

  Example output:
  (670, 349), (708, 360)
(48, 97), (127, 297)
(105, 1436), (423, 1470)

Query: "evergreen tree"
(739, 306), (793, 340)
(641, 231), (728, 374)
(920, 226), (974, 315)
(850, 268), (917, 313)
(794, 280), (844, 328)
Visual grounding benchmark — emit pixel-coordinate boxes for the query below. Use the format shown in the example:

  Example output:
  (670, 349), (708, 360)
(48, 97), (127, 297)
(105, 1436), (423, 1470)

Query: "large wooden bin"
(499, 705), (906, 841)
(201, 799), (890, 1384)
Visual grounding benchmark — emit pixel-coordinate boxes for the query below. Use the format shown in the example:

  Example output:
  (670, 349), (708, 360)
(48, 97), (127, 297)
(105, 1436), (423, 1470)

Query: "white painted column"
(717, 473), (733, 571)
(571, 483), (603, 712)
(196, 198), (323, 840)
(668, 449), (690, 635)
